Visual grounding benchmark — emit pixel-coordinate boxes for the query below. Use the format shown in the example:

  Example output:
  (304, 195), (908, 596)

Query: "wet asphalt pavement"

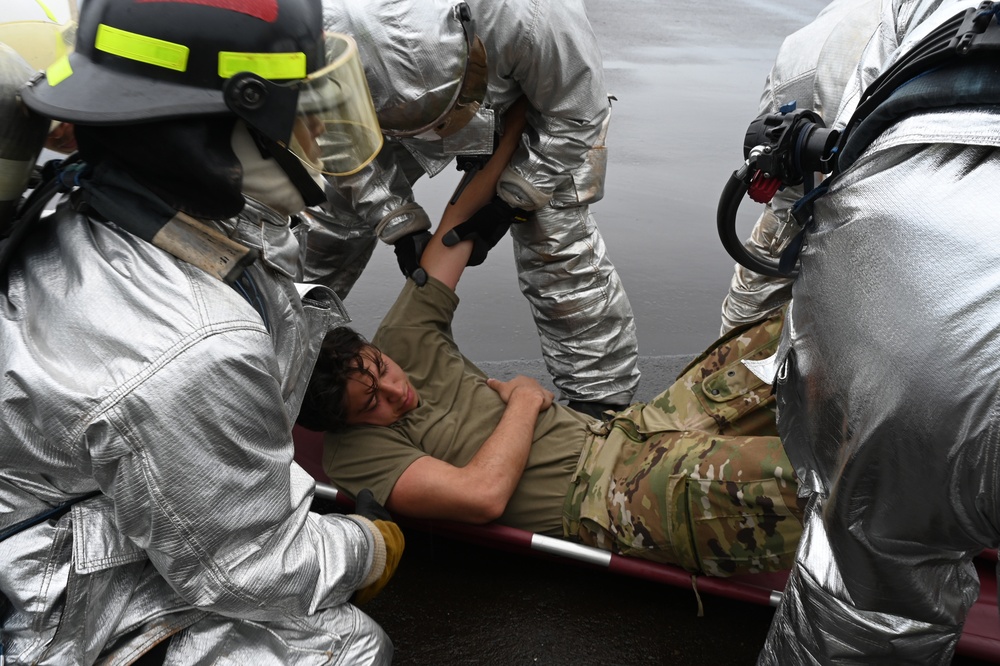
(344, 519), (777, 665)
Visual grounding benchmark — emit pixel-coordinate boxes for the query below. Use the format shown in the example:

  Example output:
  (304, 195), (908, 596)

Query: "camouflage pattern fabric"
(562, 309), (804, 576)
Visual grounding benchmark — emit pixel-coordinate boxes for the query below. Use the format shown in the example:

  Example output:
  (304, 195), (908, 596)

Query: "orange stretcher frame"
(294, 426), (1000, 663)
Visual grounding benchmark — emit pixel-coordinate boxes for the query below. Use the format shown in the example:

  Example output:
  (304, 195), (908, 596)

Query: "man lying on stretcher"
(298, 102), (803, 577)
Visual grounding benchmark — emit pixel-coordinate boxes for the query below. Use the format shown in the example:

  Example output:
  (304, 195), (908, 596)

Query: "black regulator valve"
(716, 102), (840, 278)
(743, 104), (839, 192)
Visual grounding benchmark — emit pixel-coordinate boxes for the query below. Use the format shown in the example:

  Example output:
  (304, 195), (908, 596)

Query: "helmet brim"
(22, 54), (229, 125)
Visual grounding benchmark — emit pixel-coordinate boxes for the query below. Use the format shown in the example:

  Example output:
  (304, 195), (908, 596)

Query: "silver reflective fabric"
(321, 0), (469, 135)
(758, 0), (1000, 662)
(314, 0), (639, 404)
(0, 199), (391, 663)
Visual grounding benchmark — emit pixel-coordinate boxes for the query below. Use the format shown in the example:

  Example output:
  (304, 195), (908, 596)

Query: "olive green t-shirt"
(323, 277), (591, 536)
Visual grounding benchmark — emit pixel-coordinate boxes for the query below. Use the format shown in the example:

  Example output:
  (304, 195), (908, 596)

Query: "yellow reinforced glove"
(350, 489), (405, 605)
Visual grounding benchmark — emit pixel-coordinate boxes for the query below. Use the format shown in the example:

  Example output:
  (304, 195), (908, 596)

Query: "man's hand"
(350, 489), (405, 605)
(393, 230), (432, 285)
(46, 123), (77, 154)
(486, 375), (554, 412)
(442, 196), (529, 266)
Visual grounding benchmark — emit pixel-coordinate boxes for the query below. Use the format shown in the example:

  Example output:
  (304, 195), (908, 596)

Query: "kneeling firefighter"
(0, 0), (401, 663)
(717, 1), (1000, 663)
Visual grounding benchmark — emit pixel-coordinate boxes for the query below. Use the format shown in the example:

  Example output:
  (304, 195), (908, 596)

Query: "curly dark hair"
(297, 327), (382, 433)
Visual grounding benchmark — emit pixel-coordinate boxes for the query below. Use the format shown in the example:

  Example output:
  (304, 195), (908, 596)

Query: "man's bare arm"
(385, 100), (544, 524)
(419, 97), (528, 291)
(385, 375), (554, 523)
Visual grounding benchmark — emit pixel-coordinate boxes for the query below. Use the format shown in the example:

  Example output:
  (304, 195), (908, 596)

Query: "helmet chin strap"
(224, 72), (327, 208)
(250, 130), (327, 208)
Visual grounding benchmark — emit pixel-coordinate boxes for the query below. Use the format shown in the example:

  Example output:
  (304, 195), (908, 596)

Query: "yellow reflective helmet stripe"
(27, 0), (75, 86)
(218, 52), (306, 80)
(49, 23), (307, 87)
(46, 55), (73, 86)
(95, 24), (189, 72)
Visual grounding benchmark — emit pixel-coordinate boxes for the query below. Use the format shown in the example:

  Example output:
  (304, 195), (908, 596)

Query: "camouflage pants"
(562, 309), (804, 576)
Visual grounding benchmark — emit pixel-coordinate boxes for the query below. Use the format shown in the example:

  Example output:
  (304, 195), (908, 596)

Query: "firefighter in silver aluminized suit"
(302, 0), (640, 417)
(744, 0), (1000, 662)
(0, 0), (399, 662)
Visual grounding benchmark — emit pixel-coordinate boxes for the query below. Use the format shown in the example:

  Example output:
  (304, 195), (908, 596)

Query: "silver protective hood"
(322, 0), (471, 135)
(757, 0), (1000, 663)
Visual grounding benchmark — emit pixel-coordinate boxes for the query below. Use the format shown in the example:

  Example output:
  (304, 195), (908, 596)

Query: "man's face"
(344, 346), (419, 427)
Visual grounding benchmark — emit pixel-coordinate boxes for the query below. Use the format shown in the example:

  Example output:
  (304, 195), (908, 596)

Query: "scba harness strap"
(838, 0), (1000, 173)
(717, 1), (1000, 278)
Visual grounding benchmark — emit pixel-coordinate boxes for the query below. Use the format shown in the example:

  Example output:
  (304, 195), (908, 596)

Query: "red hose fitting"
(747, 169), (781, 203)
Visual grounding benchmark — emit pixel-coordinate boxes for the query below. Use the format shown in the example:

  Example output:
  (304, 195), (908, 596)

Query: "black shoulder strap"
(0, 490), (101, 543)
(837, 1), (1000, 173)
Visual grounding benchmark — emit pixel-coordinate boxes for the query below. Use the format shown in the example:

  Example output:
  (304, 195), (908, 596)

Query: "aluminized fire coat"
(306, 0), (640, 406)
(0, 197), (391, 664)
(757, 0), (1000, 662)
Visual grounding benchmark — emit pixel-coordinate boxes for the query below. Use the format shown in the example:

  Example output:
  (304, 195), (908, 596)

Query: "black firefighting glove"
(350, 489), (405, 605)
(442, 196), (529, 266)
(392, 230), (431, 286)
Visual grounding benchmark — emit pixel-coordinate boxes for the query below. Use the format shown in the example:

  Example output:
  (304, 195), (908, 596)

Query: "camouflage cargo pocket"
(647, 309), (785, 436)
(677, 469), (801, 577)
(692, 346), (779, 437)
(671, 430), (801, 576)
(574, 428), (803, 577)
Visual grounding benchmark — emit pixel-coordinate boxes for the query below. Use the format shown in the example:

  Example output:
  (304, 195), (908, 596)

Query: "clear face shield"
(0, 0), (76, 72)
(288, 32), (382, 177)
(379, 3), (488, 142)
(0, 1), (77, 158)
